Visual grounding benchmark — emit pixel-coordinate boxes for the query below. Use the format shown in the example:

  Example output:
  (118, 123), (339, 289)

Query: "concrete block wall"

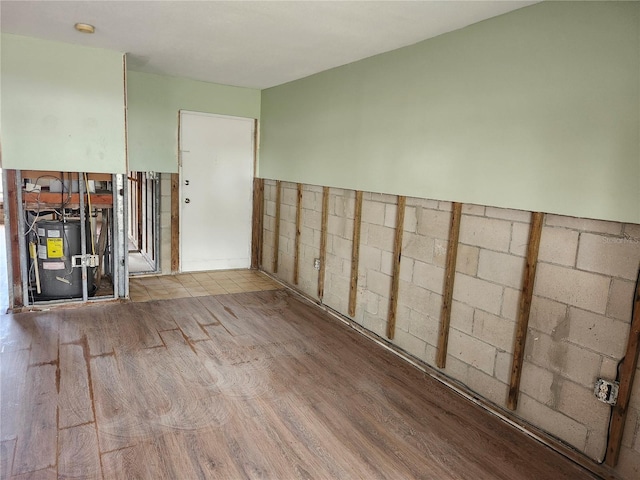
(261, 179), (640, 479)
(297, 184), (323, 300)
(354, 193), (397, 337)
(273, 182), (297, 283)
(261, 180), (278, 275)
(393, 197), (451, 363)
(522, 216), (640, 473)
(323, 188), (356, 317)
(444, 206), (530, 407)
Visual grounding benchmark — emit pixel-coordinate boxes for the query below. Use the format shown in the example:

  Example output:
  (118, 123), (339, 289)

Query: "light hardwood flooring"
(0, 288), (596, 479)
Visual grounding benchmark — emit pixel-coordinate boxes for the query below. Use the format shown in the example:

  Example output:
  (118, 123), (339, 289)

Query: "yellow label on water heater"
(46, 238), (63, 258)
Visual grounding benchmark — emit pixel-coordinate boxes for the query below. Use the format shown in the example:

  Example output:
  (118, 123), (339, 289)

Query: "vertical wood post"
(251, 178), (264, 269)
(348, 191), (363, 318)
(605, 270), (640, 467)
(507, 212), (544, 410)
(6, 170), (23, 307)
(436, 202), (463, 369)
(387, 196), (406, 340)
(272, 180), (282, 273)
(170, 173), (180, 273)
(293, 183), (303, 284)
(318, 187), (329, 301)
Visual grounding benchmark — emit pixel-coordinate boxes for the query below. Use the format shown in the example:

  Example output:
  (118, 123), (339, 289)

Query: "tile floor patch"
(130, 270), (282, 303)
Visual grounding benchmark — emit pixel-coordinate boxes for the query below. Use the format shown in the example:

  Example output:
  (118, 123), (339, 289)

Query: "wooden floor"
(0, 288), (596, 479)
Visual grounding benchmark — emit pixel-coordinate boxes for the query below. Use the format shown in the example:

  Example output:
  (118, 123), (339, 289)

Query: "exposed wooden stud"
(273, 180), (282, 273)
(251, 178), (264, 270)
(318, 187), (330, 301)
(293, 183), (303, 284)
(348, 191), (363, 318)
(605, 272), (640, 467)
(386, 196), (406, 340)
(6, 170), (23, 307)
(170, 173), (180, 273)
(436, 202), (463, 369)
(507, 212), (544, 410)
(253, 119), (258, 175)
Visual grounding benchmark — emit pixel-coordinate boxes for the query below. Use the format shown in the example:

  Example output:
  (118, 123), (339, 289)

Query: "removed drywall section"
(521, 218), (639, 465)
(1, 34), (126, 173)
(262, 178), (640, 479)
(159, 173), (172, 274)
(126, 71), (260, 172)
(260, 2), (639, 223)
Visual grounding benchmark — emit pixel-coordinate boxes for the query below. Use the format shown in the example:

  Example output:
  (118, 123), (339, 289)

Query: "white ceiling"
(1, 0), (537, 89)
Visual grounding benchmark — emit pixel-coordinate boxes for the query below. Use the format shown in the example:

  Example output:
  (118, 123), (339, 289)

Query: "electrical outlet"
(594, 378), (619, 405)
(313, 258), (321, 270)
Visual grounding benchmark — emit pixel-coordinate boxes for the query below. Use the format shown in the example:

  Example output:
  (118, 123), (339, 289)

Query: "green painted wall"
(126, 71), (261, 172)
(1, 34), (126, 173)
(260, 2), (640, 224)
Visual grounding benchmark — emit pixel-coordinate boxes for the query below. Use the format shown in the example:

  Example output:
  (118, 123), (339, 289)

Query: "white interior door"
(179, 111), (254, 272)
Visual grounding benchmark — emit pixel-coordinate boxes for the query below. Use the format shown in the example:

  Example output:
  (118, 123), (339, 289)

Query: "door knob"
(185, 198), (191, 204)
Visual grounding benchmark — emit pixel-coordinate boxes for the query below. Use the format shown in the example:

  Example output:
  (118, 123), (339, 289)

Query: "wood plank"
(386, 196), (406, 340)
(293, 183), (303, 285)
(435, 202), (463, 369)
(85, 307), (117, 357)
(28, 313), (59, 366)
(59, 343), (94, 429)
(167, 310), (209, 342)
(11, 467), (57, 479)
(604, 271), (640, 467)
(6, 170), (23, 307)
(22, 192), (114, 208)
(348, 191), (364, 318)
(95, 215), (109, 288)
(273, 180), (282, 273)
(0, 349), (30, 441)
(57, 424), (102, 479)
(21, 171), (112, 182)
(507, 212), (544, 410)
(318, 186), (329, 301)
(170, 173), (180, 273)
(0, 438), (16, 478)
(13, 365), (58, 475)
(101, 442), (155, 479)
(251, 178), (265, 269)
(91, 354), (148, 452)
